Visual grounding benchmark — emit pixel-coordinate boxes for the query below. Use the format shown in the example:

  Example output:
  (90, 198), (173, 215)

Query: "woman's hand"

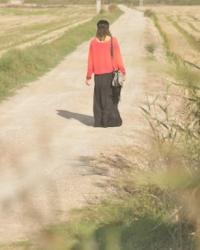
(122, 74), (126, 82)
(85, 79), (92, 86)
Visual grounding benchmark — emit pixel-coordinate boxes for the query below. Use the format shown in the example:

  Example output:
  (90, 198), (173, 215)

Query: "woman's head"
(96, 19), (112, 41)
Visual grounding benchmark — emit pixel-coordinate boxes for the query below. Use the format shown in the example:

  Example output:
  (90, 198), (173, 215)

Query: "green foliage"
(24, 185), (194, 250)
(141, 86), (179, 150)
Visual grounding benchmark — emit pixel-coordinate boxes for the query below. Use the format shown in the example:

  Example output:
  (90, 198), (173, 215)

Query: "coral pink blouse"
(86, 36), (126, 80)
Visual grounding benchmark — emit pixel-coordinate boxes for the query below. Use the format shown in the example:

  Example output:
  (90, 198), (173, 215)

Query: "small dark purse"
(110, 37), (124, 104)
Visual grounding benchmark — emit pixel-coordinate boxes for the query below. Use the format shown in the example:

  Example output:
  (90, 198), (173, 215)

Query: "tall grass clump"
(142, 9), (200, 247)
(140, 56), (200, 245)
(0, 6), (123, 101)
(139, 11), (200, 244)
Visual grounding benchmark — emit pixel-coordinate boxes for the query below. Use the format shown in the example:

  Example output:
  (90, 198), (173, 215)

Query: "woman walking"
(85, 19), (126, 128)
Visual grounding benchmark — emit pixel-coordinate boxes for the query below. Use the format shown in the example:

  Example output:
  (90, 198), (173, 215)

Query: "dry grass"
(142, 6), (200, 68)
(0, 5), (96, 55)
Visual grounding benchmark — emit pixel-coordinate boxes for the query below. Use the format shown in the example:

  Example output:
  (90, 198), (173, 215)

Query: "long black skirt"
(93, 72), (122, 127)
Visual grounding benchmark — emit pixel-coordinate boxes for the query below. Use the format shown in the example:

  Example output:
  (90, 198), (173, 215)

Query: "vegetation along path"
(0, 5), (149, 243)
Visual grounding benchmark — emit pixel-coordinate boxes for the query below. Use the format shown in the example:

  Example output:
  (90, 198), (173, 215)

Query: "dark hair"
(96, 19), (112, 41)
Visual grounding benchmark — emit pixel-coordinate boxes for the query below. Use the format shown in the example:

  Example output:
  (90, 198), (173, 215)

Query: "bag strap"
(110, 36), (116, 72)
(110, 36), (114, 58)
(110, 37), (120, 75)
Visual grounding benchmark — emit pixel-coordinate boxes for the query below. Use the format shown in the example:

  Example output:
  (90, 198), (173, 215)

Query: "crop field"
(143, 6), (200, 68)
(0, 5), (96, 55)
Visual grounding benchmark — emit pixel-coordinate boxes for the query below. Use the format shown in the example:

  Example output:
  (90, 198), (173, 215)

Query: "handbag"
(110, 37), (124, 104)
(112, 70), (124, 88)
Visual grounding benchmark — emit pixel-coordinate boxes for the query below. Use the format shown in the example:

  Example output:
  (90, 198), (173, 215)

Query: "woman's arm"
(86, 41), (94, 80)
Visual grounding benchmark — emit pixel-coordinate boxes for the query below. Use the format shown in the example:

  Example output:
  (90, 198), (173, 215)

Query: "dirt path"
(0, 6), (148, 243)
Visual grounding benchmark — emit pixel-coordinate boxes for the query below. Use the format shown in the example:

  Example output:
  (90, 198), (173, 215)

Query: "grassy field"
(142, 6), (200, 69)
(0, 4), (122, 101)
(0, 5), (95, 54)
(1, 4), (200, 250)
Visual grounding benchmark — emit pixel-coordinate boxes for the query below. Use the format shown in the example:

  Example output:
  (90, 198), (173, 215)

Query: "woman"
(85, 19), (126, 128)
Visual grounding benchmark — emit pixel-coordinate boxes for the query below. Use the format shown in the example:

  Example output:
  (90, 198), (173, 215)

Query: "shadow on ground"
(57, 110), (94, 126)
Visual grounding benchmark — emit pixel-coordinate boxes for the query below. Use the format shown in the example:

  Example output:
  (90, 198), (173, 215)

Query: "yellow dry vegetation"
(144, 6), (200, 67)
(0, 5), (95, 55)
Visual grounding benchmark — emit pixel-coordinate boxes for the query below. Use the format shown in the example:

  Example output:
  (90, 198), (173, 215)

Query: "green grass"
(19, 183), (194, 250)
(2, 167), (191, 250)
(0, 7), (122, 101)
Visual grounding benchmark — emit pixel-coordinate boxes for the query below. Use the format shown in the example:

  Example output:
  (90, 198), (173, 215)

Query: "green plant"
(23, 183), (194, 250)
(141, 85), (180, 149)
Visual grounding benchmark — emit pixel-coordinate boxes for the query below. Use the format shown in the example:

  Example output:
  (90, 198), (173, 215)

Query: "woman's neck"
(96, 35), (111, 43)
